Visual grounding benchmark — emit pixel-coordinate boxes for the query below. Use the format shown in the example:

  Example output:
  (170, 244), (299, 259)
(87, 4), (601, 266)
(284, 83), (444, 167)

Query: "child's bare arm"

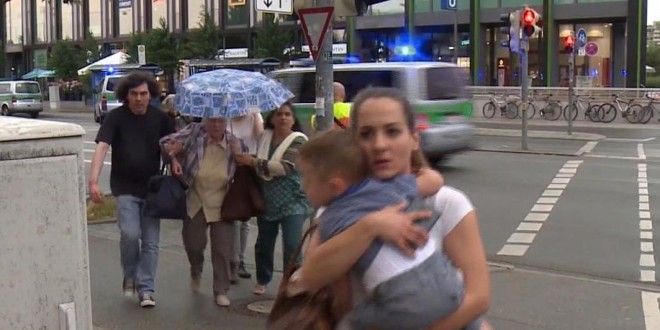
(416, 167), (444, 197)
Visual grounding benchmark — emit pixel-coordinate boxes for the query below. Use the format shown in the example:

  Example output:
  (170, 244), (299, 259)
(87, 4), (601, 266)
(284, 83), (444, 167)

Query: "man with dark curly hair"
(88, 71), (174, 308)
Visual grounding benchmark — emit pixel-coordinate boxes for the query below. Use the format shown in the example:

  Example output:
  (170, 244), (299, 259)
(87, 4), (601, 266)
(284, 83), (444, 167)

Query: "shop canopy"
(77, 51), (128, 76)
(21, 68), (56, 79)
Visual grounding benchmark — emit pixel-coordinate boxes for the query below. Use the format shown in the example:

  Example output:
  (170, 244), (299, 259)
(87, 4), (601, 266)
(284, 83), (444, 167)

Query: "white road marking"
(524, 213), (549, 222)
(642, 242), (654, 253)
(641, 270), (657, 283)
(496, 160), (582, 257)
(517, 223), (543, 231)
(84, 141), (96, 145)
(507, 233), (536, 244)
(640, 189), (649, 195)
(641, 220), (653, 230)
(640, 254), (656, 267)
(576, 141), (598, 155)
(640, 182), (648, 188)
(641, 231), (654, 240)
(641, 195), (650, 202)
(497, 244), (529, 256)
(638, 143), (647, 160)
(605, 137), (656, 142)
(640, 172), (648, 179)
(586, 154), (641, 160)
(641, 212), (651, 219)
(640, 203), (650, 211)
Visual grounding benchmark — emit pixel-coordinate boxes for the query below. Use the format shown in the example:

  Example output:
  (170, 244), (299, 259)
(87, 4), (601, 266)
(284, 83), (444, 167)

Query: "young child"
(297, 130), (483, 330)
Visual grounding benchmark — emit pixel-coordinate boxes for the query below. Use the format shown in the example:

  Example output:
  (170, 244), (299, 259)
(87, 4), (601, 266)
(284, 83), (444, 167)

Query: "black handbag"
(143, 164), (188, 220)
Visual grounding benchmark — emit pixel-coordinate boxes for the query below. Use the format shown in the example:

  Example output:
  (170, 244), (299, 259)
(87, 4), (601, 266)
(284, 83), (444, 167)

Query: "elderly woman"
(161, 117), (245, 307)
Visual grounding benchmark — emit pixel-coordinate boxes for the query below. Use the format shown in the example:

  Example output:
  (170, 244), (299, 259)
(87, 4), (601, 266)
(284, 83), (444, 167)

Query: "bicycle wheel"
(523, 102), (536, 119)
(639, 105), (654, 124)
(598, 103), (617, 123)
(543, 102), (562, 121)
(587, 105), (601, 122)
(625, 104), (643, 124)
(505, 102), (519, 119)
(482, 102), (496, 119)
(563, 104), (578, 121)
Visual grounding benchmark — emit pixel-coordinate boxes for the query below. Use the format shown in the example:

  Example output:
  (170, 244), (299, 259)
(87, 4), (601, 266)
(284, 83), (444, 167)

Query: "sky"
(650, 0), (660, 25)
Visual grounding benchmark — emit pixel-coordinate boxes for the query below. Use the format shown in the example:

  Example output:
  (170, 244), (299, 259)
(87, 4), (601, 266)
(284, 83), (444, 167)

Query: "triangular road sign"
(298, 7), (334, 61)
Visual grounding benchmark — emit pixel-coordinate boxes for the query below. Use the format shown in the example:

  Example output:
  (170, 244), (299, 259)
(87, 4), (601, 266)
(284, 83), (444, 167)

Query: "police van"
(0, 80), (43, 118)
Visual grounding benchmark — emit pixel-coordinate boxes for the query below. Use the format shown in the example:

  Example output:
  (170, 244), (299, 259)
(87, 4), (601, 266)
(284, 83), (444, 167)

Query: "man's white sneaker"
(123, 278), (135, 297)
(139, 293), (156, 308)
(215, 295), (230, 307)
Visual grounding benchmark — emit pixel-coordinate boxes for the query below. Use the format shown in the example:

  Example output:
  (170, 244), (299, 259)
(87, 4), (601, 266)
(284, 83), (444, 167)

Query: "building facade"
(649, 22), (660, 47)
(1, 0), (648, 87)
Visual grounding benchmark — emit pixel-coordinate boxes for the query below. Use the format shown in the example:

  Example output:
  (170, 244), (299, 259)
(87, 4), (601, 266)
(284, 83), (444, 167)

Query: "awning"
(77, 51), (128, 76)
(21, 68), (56, 79)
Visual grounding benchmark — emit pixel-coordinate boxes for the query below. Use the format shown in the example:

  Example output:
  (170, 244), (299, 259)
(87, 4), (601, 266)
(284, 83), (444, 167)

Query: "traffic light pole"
(453, 12), (459, 63)
(314, 0), (334, 132)
(567, 46), (575, 135)
(520, 37), (529, 150)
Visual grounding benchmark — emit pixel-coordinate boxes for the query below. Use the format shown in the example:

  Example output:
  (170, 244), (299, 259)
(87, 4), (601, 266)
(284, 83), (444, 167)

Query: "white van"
(270, 62), (475, 163)
(93, 74), (124, 123)
(0, 80), (43, 118)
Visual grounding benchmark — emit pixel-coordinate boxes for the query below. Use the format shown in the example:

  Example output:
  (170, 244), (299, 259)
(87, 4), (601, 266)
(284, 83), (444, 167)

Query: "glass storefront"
(225, 2), (248, 26)
(5, 0), (22, 44)
(62, 3), (74, 40)
(480, 0), (499, 9)
(366, 0), (404, 16)
(187, 0), (205, 28)
(89, 0), (101, 36)
(557, 0), (625, 3)
(501, 0), (542, 7)
(152, 0), (167, 28)
(415, 0), (468, 12)
(558, 23), (613, 87)
(35, 0), (47, 43)
(485, 26), (542, 86)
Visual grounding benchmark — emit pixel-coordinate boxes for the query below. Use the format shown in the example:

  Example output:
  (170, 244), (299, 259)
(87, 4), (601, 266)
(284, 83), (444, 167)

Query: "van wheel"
(1, 105), (9, 116)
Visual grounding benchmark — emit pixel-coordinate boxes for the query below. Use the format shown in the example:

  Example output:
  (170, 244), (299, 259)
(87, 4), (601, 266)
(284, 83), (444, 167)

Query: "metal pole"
(314, 0), (334, 132)
(567, 46), (575, 135)
(453, 11), (458, 64)
(520, 37), (529, 150)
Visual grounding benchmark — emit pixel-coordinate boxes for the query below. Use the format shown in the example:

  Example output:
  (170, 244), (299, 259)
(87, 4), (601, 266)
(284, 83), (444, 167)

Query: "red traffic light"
(522, 9), (535, 24)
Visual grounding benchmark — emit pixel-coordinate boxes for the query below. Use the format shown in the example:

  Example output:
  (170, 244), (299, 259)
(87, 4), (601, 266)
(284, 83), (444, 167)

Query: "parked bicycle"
(638, 92), (660, 124)
(531, 91), (563, 121)
(482, 94), (518, 119)
(597, 94), (642, 123)
(563, 94), (600, 122)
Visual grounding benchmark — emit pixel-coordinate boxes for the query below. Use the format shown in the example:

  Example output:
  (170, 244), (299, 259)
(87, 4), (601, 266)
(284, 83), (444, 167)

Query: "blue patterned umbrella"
(174, 69), (295, 118)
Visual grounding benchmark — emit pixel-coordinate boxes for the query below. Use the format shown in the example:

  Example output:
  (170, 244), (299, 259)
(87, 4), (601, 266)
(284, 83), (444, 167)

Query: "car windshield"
(14, 83), (41, 94)
(106, 77), (122, 92)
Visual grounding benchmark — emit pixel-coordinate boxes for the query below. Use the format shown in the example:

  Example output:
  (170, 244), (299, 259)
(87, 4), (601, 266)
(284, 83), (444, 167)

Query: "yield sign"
(298, 6), (334, 61)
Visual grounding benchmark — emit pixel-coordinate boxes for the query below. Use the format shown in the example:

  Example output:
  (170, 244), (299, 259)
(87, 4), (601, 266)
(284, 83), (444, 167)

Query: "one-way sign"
(255, 0), (292, 14)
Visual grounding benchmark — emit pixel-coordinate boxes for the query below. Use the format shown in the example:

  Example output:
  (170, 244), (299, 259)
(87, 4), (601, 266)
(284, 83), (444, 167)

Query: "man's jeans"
(116, 195), (161, 295)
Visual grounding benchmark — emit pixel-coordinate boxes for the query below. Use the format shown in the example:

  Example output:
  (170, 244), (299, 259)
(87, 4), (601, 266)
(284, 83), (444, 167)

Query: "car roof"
(274, 62), (459, 74)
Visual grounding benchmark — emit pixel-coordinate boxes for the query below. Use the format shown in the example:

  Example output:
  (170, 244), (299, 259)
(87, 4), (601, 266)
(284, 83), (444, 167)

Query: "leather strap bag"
(220, 165), (265, 222)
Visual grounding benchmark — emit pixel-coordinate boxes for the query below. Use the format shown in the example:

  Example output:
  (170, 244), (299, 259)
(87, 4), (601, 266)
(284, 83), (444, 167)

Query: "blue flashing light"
(396, 45), (416, 56)
(478, 70), (485, 79)
(345, 55), (361, 64)
(107, 66), (115, 74)
(621, 69), (627, 77)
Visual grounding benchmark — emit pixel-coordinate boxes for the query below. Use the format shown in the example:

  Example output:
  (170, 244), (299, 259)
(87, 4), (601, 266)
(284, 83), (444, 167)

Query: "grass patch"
(87, 196), (117, 222)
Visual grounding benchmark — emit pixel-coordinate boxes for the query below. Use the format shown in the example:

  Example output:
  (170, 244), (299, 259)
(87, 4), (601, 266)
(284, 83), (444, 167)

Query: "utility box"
(0, 117), (92, 329)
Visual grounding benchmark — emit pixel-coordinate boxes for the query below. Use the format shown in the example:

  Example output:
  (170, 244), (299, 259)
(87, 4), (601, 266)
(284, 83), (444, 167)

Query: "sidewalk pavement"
(88, 220), (652, 330)
(475, 127), (605, 141)
(471, 117), (660, 130)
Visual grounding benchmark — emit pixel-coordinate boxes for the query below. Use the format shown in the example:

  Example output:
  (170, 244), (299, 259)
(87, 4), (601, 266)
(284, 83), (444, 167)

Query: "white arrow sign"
(255, 0), (292, 14)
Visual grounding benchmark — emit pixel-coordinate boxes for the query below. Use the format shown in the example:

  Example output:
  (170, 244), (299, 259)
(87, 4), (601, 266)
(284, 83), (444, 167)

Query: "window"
(118, 0), (134, 35)
(89, 0), (101, 36)
(187, 0), (206, 29)
(5, 0), (22, 44)
(152, 0), (167, 29)
(295, 70), (397, 103)
(15, 83), (41, 94)
(426, 67), (469, 100)
(366, 0), (404, 16)
(0, 84), (11, 94)
(36, 0), (47, 42)
(62, 3), (74, 39)
(225, 1), (248, 26)
(105, 77), (121, 92)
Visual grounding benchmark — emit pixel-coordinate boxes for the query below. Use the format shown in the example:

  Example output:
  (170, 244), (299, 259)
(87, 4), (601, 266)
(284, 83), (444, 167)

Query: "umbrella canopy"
(22, 68), (56, 79)
(174, 69), (294, 119)
(647, 65), (656, 74)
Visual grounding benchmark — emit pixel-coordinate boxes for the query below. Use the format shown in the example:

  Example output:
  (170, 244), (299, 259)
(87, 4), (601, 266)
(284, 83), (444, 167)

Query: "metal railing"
(467, 86), (660, 102)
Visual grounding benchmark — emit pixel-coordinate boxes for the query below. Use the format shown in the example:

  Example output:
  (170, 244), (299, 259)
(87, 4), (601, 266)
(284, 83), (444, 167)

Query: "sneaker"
(253, 284), (266, 295)
(191, 276), (201, 292)
(139, 293), (156, 308)
(215, 295), (230, 307)
(238, 262), (252, 279)
(122, 278), (135, 297)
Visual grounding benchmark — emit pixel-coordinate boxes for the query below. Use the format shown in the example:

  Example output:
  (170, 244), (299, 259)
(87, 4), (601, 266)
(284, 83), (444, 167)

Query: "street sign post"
(441, 0), (459, 64)
(137, 44), (146, 65)
(255, 0), (293, 14)
(299, 5), (335, 132)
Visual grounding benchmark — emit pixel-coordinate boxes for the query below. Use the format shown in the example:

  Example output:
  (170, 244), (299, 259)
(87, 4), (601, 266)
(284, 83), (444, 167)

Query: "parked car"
(0, 80), (43, 118)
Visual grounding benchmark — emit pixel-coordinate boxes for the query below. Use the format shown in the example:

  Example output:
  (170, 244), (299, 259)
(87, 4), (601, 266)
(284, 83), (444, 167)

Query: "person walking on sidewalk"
(160, 117), (245, 307)
(88, 71), (174, 308)
(229, 112), (264, 280)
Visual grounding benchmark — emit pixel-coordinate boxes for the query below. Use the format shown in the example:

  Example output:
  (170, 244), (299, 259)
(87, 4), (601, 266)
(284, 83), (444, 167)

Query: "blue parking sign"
(576, 28), (587, 48)
(441, 0), (458, 10)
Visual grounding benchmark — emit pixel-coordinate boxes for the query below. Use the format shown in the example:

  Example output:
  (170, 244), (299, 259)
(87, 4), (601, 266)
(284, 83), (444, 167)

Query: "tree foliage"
(647, 45), (660, 72)
(48, 39), (84, 80)
(126, 18), (180, 91)
(179, 8), (219, 59)
(82, 30), (102, 65)
(252, 13), (293, 61)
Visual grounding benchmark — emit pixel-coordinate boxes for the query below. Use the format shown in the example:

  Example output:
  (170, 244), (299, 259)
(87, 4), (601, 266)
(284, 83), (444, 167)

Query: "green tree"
(647, 45), (660, 72)
(252, 13), (293, 61)
(48, 39), (84, 80)
(126, 19), (180, 92)
(180, 8), (219, 59)
(82, 30), (102, 64)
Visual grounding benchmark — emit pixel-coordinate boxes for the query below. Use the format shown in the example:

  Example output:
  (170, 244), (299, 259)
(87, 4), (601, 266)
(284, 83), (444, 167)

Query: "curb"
(475, 128), (606, 141)
(88, 218), (117, 225)
(473, 147), (580, 157)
